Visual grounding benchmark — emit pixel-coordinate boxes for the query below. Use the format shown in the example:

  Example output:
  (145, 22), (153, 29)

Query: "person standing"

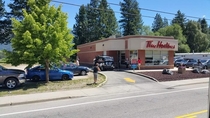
(93, 63), (101, 84)
(125, 58), (129, 68)
(137, 58), (141, 70)
(76, 59), (79, 66)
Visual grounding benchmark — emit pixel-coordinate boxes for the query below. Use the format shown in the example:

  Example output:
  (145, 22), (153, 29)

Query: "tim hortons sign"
(146, 40), (175, 49)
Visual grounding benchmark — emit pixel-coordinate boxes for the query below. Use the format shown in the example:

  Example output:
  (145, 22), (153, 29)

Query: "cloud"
(203, 15), (206, 18)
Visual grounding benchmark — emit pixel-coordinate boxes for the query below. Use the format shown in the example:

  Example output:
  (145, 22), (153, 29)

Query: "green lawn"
(0, 74), (106, 97)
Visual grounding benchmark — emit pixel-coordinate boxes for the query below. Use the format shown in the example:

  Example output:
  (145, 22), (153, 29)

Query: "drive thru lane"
(100, 71), (166, 90)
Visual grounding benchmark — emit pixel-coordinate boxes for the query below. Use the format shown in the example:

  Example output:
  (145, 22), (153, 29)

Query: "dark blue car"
(60, 63), (91, 76)
(26, 65), (74, 81)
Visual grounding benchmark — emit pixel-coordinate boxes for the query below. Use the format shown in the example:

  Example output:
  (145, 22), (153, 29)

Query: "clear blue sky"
(4, 0), (210, 30)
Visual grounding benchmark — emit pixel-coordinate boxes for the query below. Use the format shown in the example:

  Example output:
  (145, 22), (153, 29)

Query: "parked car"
(93, 55), (115, 71)
(26, 65), (74, 81)
(0, 65), (26, 89)
(174, 59), (187, 67)
(193, 59), (210, 69)
(183, 58), (197, 68)
(60, 63), (91, 76)
(159, 60), (168, 65)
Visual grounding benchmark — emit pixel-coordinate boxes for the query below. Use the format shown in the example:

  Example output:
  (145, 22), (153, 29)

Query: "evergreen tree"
(119, 0), (143, 36)
(198, 18), (208, 34)
(185, 20), (209, 52)
(98, 0), (118, 38)
(172, 10), (187, 34)
(4, 0), (78, 82)
(86, 0), (100, 41)
(163, 17), (168, 27)
(73, 0), (117, 45)
(152, 13), (163, 32)
(73, 5), (89, 46)
(8, 0), (30, 20)
(0, 0), (11, 44)
(208, 26), (210, 34)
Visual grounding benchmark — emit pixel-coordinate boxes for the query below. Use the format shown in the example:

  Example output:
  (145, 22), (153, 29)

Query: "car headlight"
(18, 73), (26, 78)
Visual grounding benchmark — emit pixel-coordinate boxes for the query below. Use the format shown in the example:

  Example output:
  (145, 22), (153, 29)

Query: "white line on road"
(0, 87), (207, 117)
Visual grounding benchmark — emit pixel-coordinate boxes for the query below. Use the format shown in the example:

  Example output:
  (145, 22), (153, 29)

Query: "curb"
(97, 72), (108, 87)
(125, 71), (159, 82)
(0, 96), (84, 107)
(0, 73), (108, 107)
(168, 82), (209, 88)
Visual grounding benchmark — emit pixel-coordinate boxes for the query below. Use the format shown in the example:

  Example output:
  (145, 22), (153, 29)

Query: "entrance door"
(120, 51), (126, 64)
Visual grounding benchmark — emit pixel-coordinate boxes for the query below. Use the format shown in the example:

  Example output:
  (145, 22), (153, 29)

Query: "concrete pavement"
(0, 67), (209, 107)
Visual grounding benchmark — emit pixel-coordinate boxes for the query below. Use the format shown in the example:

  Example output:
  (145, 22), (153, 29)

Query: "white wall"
(95, 40), (125, 51)
(128, 38), (178, 51)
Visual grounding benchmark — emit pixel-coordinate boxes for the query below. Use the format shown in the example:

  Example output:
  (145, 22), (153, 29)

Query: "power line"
(52, 0), (210, 21)
(51, 0), (171, 20)
(108, 2), (210, 21)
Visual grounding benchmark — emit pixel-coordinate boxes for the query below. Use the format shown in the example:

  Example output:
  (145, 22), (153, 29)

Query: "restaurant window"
(130, 50), (138, 60)
(145, 50), (168, 65)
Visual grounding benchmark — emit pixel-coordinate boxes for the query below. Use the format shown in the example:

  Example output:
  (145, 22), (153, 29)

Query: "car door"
(191, 59), (197, 67)
(0, 66), (5, 84)
(36, 66), (46, 80)
(69, 65), (80, 75)
(207, 60), (210, 68)
(49, 68), (61, 80)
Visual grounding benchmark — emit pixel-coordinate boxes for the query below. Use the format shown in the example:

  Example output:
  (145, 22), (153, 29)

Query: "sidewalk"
(0, 77), (208, 107)
(0, 67), (209, 107)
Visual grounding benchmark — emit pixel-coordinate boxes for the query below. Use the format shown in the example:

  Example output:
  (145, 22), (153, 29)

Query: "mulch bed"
(139, 70), (210, 82)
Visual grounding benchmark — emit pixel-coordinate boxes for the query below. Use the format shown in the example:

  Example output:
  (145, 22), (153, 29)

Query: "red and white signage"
(146, 40), (175, 49)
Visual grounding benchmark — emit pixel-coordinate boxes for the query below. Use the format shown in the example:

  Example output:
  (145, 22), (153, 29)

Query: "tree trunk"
(45, 59), (50, 83)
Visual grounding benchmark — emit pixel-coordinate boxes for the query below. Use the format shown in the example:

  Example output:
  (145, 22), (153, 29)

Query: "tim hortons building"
(77, 35), (178, 69)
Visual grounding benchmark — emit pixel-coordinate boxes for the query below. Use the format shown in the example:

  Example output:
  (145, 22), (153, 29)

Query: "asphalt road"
(0, 84), (208, 118)
(0, 71), (209, 118)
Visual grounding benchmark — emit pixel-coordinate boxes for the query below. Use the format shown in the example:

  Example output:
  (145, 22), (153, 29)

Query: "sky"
(4, 0), (210, 30)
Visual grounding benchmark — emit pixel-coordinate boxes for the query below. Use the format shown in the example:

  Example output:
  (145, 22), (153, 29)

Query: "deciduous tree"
(185, 20), (209, 52)
(156, 24), (190, 53)
(4, 0), (78, 82)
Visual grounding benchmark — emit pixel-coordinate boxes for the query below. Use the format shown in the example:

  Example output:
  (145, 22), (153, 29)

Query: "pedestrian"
(138, 58), (141, 70)
(93, 63), (101, 84)
(125, 58), (129, 68)
(76, 59), (79, 66)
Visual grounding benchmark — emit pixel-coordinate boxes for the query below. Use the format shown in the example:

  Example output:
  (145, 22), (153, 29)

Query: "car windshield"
(63, 63), (77, 67)
(0, 65), (7, 70)
(176, 59), (183, 62)
(201, 60), (207, 63)
(183, 60), (188, 63)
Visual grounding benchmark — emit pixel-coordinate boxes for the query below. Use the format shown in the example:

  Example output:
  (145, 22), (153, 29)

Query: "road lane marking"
(176, 110), (207, 118)
(0, 87), (207, 117)
(124, 78), (135, 83)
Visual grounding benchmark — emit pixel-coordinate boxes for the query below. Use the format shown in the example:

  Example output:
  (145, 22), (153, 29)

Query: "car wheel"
(62, 74), (69, 80)
(5, 78), (18, 89)
(80, 70), (86, 76)
(32, 75), (40, 82)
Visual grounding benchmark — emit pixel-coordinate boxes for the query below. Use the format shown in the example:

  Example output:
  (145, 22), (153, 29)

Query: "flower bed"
(140, 70), (210, 82)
